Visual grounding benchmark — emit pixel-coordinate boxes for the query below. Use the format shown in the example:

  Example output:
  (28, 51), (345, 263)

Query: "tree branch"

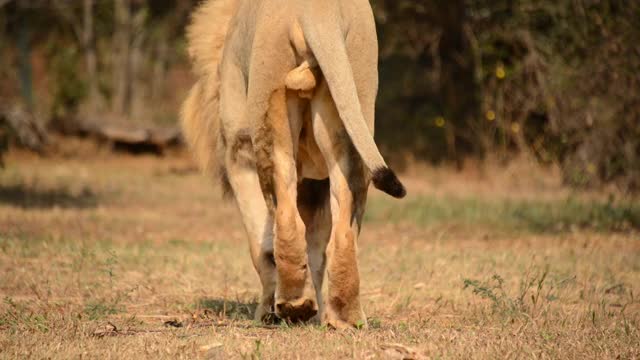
(51, 0), (83, 43)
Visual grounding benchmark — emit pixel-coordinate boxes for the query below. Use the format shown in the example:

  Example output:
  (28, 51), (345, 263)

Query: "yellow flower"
(496, 65), (506, 79)
(586, 163), (596, 174)
(435, 116), (445, 128)
(485, 110), (496, 121)
(511, 122), (520, 133)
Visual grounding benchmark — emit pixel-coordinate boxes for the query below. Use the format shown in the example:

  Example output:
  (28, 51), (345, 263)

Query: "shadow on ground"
(0, 183), (98, 209)
(196, 298), (257, 320)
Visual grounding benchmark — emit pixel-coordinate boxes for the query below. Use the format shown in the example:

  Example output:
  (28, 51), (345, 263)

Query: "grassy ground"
(1, 150), (639, 359)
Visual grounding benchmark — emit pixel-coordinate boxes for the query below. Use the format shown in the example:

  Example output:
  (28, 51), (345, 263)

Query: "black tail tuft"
(372, 167), (406, 199)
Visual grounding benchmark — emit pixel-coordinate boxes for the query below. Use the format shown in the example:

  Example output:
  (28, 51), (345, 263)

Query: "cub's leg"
(286, 20), (319, 99)
(270, 89), (318, 322)
(311, 80), (369, 329)
(220, 64), (277, 323)
(297, 178), (331, 322)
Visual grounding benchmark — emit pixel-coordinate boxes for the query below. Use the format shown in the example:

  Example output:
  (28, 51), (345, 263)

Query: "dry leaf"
(163, 319), (183, 328)
(92, 322), (118, 338)
(199, 343), (223, 353)
(380, 343), (424, 360)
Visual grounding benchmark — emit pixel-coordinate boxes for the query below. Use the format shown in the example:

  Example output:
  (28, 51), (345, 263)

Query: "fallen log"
(94, 123), (183, 154)
(0, 103), (48, 153)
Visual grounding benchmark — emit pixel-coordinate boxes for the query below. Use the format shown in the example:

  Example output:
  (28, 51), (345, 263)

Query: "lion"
(181, 0), (406, 329)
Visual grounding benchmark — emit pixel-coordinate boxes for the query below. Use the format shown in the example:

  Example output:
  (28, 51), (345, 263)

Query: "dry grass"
(1, 151), (639, 359)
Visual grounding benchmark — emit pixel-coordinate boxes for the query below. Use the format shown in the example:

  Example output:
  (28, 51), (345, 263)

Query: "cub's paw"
(285, 63), (317, 95)
(275, 297), (318, 323)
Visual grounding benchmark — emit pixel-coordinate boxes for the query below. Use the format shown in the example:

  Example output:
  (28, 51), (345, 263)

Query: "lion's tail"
(181, 0), (238, 175)
(301, 3), (406, 199)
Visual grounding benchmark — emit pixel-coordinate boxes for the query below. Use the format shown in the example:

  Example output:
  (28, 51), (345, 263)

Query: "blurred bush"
(48, 46), (87, 132)
(1, 0), (638, 191)
(373, 0), (640, 191)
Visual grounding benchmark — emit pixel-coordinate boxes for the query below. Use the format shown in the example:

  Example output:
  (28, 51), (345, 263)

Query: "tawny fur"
(181, 0), (238, 177)
(180, 0), (406, 329)
(186, 0), (238, 78)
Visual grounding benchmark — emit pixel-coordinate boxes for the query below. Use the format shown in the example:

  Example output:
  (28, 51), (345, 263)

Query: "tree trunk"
(83, 0), (98, 112)
(130, 29), (145, 122)
(436, 0), (480, 166)
(151, 41), (168, 102)
(112, 0), (132, 117)
(17, 13), (33, 111)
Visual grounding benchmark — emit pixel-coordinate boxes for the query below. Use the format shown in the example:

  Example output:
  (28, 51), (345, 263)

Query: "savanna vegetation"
(1, 0), (639, 191)
(0, 151), (638, 358)
(1, 0), (639, 358)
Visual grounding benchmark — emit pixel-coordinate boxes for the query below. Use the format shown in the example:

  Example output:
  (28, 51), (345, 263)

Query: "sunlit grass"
(1, 155), (639, 358)
(366, 195), (640, 234)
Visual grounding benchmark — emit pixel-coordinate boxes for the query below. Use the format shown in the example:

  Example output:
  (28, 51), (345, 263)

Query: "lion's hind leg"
(224, 131), (278, 323)
(217, 58), (280, 323)
(311, 80), (368, 329)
